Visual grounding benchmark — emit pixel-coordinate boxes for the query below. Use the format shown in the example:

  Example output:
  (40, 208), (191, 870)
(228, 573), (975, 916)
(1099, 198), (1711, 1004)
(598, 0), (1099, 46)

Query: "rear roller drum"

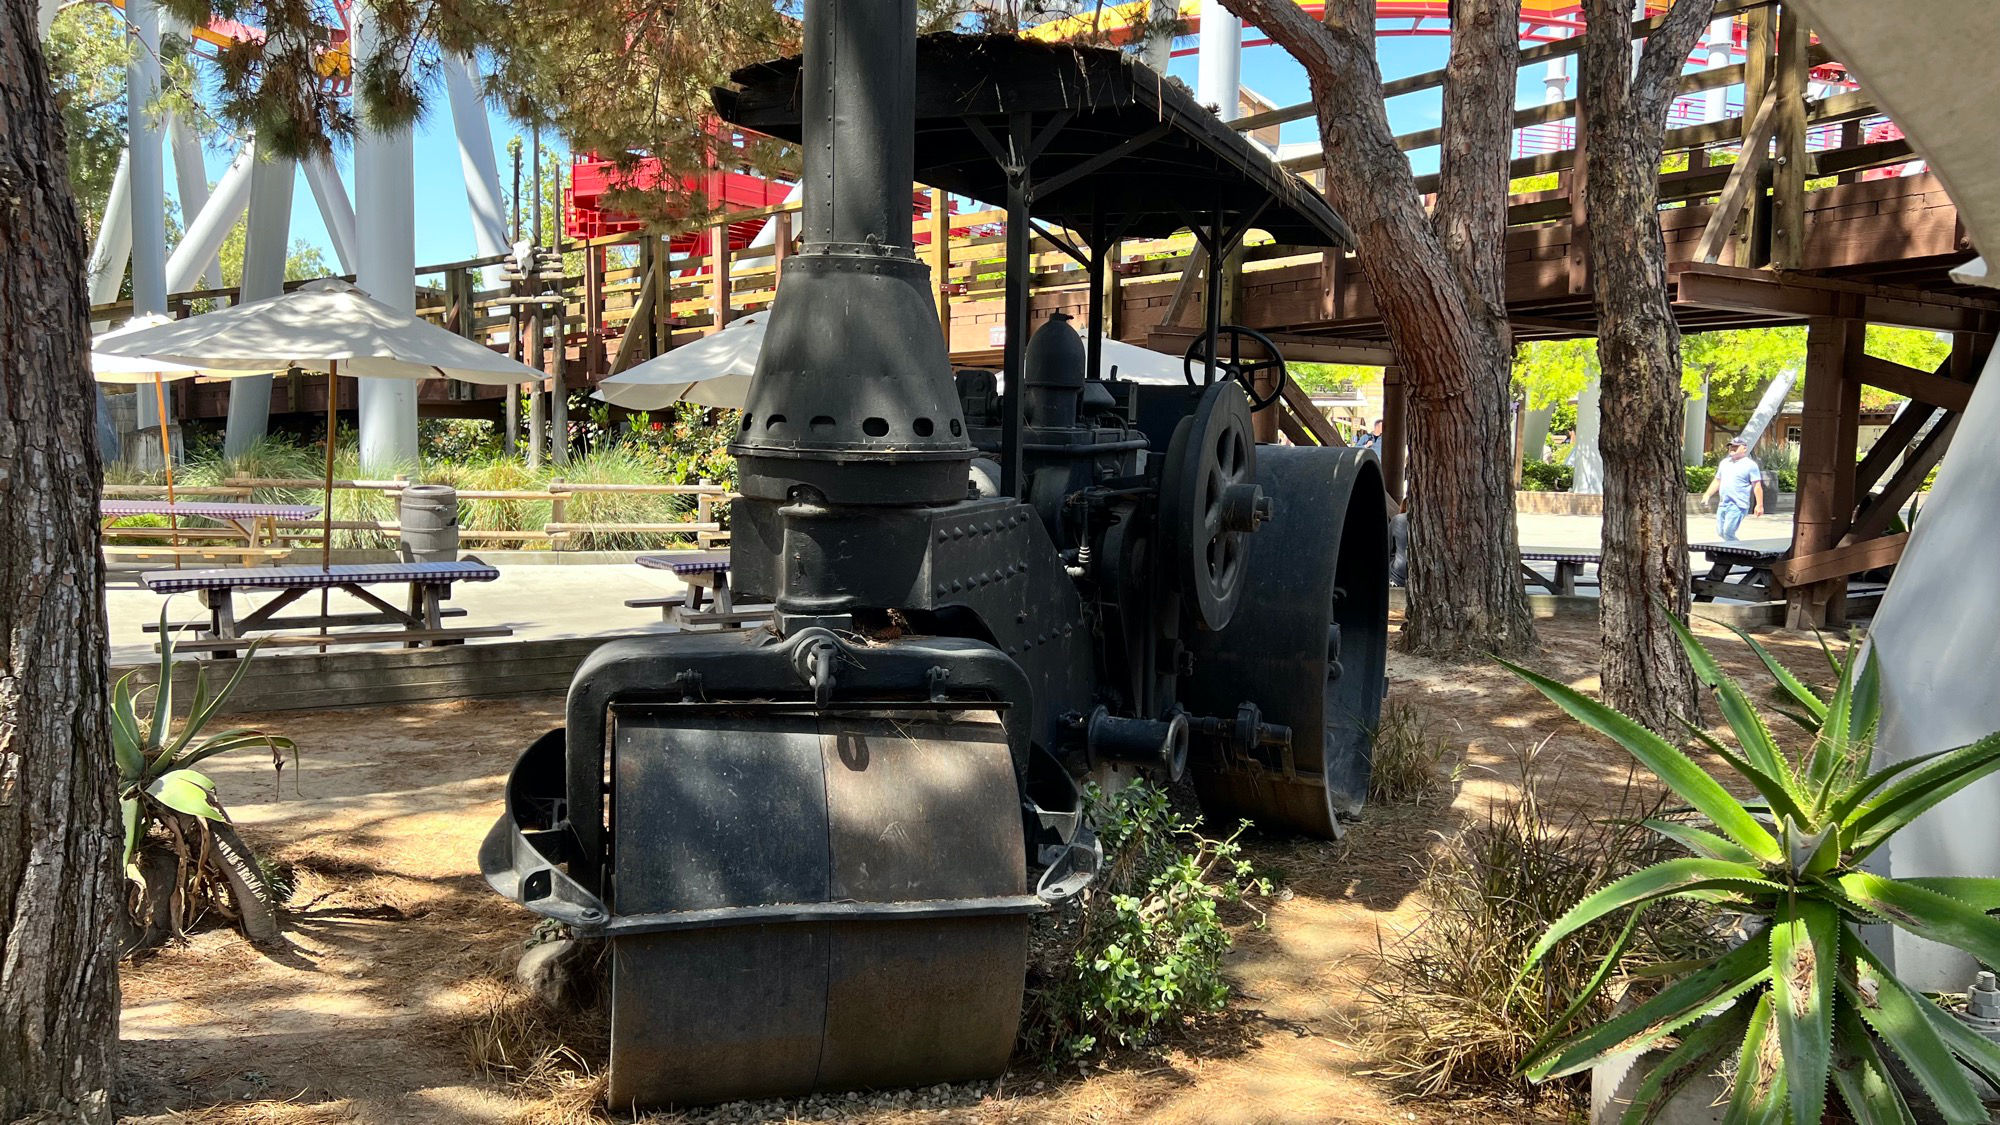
(1182, 446), (1390, 838)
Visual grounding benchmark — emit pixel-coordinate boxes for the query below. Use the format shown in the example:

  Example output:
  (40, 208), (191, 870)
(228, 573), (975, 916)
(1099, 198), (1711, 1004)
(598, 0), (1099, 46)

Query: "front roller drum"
(1183, 447), (1390, 838)
(606, 709), (1032, 1108)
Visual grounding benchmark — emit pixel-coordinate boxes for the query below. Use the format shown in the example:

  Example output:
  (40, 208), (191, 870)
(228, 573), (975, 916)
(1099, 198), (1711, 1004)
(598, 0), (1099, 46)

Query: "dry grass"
(1356, 741), (1716, 1113)
(1367, 702), (1460, 806)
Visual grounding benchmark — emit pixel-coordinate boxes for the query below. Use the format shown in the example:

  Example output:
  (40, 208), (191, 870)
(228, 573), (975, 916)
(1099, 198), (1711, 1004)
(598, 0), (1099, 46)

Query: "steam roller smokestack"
(729, 0), (973, 506)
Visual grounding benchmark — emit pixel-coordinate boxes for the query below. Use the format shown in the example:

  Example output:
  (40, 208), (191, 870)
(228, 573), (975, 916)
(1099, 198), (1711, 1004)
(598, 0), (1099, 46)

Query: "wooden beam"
(1738, 5), (1774, 267)
(1676, 265), (2000, 334)
(1694, 83), (1779, 265)
(1788, 313), (1864, 628)
(1776, 533), (1908, 587)
(1771, 9), (1810, 269)
(1855, 354), (1973, 412)
(1277, 376), (1345, 447)
(1847, 412), (1960, 543)
(710, 219), (733, 330)
(607, 260), (659, 375)
(1853, 402), (1939, 499)
(1160, 247), (1208, 329)
(1809, 139), (1914, 180)
(1144, 326), (1398, 366)
(927, 188), (949, 328)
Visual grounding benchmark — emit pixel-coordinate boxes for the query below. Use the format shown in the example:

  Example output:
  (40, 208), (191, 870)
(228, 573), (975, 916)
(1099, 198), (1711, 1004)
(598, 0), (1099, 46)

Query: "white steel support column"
(352, 7), (419, 470)
(443, 54), (510, 287)
(1140, 0), (1177, 74)
(87, 149), (133, 458)
(87, 150), (134, 309)
(1703, 17), (1734, 123)
(222, 150), (296, 457)
(1683, 374), (1710, 465)
(303, 153), (357, 273)
(165, 141), (254, 292)
(128, 0), (170, 434)
(1196, 1), (1241, 121)
(166, 113), (224, 288)
(1571, 379), (1604, 494)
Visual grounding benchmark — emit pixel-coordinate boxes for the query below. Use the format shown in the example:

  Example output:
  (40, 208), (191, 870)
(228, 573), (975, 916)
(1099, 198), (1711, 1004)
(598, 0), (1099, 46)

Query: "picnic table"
(1519, 546), (1602, 597)
(1689, 537), (1792, 602)
(630, 552), (771, 630)
(141, 560), (509, 657)
(102, 500), (319, 566)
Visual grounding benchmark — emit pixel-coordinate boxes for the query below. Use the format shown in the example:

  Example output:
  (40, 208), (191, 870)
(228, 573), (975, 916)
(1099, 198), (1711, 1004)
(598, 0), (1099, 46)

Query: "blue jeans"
(1717, 500), (1749, 541)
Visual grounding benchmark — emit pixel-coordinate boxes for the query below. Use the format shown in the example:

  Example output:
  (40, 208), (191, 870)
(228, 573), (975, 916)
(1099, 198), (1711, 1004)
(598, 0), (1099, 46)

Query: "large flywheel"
(1158, 381), (1269, 632)
(1182, 447), (1390, 838)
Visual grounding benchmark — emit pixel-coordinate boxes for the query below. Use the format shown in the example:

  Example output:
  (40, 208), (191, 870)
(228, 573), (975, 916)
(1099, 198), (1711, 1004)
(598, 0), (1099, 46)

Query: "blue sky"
(176, 26), (1564, 273)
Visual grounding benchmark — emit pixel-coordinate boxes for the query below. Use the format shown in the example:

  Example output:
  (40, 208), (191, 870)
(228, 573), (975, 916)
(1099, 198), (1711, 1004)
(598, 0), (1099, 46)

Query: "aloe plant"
(1503, 620), (2000, 1125)
(116, 606), (296, 946)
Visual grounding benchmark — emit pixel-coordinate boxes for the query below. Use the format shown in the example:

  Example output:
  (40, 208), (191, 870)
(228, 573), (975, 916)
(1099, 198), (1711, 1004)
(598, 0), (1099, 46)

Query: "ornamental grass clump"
(1505, 619), (2000, 1125)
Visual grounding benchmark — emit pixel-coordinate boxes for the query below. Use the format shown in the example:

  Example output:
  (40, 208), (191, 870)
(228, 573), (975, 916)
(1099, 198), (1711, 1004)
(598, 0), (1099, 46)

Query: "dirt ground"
(114, 613), (1837, 1125)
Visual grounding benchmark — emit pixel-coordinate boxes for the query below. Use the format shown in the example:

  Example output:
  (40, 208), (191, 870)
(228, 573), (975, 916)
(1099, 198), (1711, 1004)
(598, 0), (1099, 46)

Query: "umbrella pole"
(323, 360), (337, 572)
(322, 361), (337, 650)
(153, 373), (181, 569)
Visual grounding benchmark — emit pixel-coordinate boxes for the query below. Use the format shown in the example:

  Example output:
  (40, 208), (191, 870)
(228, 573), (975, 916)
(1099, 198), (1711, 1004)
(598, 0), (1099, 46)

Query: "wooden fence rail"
(101, 475), (731, 550)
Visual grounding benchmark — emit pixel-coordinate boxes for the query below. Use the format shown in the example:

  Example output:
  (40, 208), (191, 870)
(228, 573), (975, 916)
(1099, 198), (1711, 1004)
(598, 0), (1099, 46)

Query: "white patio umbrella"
(93, 279), (543, 570)
(93, 314), (272, 559)
(594, 311), (766, 411)
(595, 310), (1190, 412)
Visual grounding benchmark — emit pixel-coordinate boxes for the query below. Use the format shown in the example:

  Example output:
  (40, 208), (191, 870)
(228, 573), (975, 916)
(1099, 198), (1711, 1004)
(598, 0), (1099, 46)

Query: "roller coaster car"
(481, 21), (1388, 1111)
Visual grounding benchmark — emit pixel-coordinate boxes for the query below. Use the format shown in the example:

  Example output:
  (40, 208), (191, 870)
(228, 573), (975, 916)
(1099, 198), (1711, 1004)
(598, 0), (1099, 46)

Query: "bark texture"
(1221, 0), (1534, 660)
(1580, 0), (1715, 732)
(1, 0), (123, 1117)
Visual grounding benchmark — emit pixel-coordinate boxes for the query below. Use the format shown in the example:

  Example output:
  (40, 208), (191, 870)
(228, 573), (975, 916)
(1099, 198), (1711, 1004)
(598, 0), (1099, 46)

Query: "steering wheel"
(1182, 325), (1286, 412)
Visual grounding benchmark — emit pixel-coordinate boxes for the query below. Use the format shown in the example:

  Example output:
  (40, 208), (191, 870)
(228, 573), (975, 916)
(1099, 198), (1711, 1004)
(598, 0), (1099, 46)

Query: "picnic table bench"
(1519, 546), (1602, 597)
(629, 552), (771, 630)
(103, 500), (320, 567)
(141, 560), (509, 657)
(1689, 537), (1792, 603)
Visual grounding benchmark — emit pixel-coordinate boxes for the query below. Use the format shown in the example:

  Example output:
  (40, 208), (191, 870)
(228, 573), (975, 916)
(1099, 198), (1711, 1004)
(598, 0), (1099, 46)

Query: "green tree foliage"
(44, 4), (130, 239)
(1513, 339), (1597, 410)
(168, 0), (795, 221)
(45, 4), (216, 241)
(1288, 361), (1379, 396)
(1681, 326), (1804, 424)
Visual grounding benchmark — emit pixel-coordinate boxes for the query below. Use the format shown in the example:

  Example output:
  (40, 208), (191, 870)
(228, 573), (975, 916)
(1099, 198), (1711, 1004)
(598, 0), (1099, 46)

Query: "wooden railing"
(102, 476), (730, 550)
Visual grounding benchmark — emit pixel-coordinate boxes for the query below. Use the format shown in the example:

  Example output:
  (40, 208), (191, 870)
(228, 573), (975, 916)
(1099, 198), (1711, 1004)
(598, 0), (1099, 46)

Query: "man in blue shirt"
(1703, 438), (1765, 541)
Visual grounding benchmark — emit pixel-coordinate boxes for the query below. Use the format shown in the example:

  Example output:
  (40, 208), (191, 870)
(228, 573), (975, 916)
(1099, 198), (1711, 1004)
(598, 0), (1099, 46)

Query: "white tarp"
(1793, 0), (2000, 989)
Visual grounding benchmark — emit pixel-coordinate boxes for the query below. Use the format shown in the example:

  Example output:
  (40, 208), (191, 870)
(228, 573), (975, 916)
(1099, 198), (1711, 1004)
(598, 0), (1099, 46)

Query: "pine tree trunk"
(1580, 0), (1714, 731)
(1, 0), (123, 1116)
(1226, 0), (1536, 660)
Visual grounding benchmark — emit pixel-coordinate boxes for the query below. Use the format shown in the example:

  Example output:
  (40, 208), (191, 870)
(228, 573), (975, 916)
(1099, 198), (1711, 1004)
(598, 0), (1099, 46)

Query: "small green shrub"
(1021, 782), (1269, 1060)
(421, 418), (499, 462)
(1684, 464), (1715, 494)
(1776, 467), (1797, 492)
(1519, 460), (1573, 492)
